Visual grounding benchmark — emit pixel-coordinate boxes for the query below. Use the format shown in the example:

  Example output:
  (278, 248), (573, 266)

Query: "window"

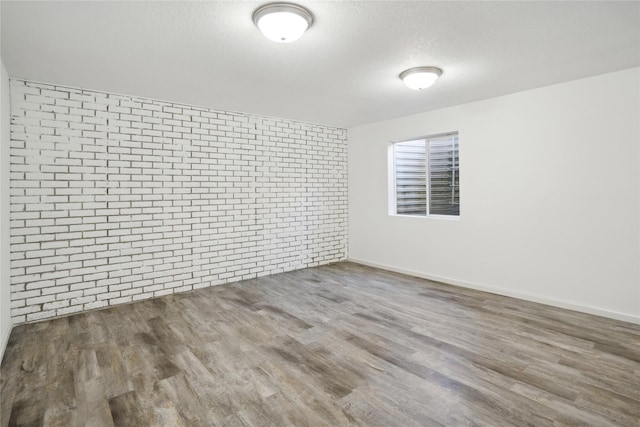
(390, 132), (459, 217)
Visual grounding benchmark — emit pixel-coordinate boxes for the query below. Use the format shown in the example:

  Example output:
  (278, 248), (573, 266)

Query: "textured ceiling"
(2, 1), (639, 128)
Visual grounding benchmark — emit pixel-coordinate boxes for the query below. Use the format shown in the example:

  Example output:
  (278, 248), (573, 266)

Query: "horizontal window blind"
(428, 135), (460, 216)
(391, 132), (459, 217)
(394, 140), (427, 216)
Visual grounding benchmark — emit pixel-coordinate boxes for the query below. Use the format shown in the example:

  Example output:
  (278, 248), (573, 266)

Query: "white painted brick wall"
(9, 80), (348, 323)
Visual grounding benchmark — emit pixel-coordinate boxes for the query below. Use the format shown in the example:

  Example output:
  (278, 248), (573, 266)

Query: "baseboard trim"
(348, 257), (640, 325)
(0, 318), (12, 364)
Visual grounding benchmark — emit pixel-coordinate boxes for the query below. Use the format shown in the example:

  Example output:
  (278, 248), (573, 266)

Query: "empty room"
(0, 1), (639, 426)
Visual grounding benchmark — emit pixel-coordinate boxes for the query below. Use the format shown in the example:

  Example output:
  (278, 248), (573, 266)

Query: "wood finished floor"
(1, 262), (639, 426)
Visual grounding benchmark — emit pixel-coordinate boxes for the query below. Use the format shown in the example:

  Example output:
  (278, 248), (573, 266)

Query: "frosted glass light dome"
(253, 3), (313, 43)
(400, 67), (443, 90)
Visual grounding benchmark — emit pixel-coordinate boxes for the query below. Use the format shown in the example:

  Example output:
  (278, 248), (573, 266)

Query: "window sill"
(389, 213), (460, 220)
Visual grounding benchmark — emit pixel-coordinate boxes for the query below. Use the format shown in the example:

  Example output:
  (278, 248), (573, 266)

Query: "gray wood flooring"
(1, 262), (639, 426)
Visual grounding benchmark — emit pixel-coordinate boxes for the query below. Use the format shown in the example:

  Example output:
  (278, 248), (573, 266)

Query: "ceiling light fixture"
(253, 3), (313, 43)
(399, 67), (443, 90)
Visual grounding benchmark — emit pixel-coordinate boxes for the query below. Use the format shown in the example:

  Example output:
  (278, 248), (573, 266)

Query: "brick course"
(9, 80), (348, 323)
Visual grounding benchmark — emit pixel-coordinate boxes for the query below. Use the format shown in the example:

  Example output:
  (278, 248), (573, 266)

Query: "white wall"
(9, 80), (347, 324)
(348, 68), (640, 323)
(1, 60), (12, 360)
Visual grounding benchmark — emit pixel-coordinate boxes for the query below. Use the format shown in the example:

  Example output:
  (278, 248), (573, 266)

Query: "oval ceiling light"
(253, 3), (313, 43)
(399, 67), (443, 90)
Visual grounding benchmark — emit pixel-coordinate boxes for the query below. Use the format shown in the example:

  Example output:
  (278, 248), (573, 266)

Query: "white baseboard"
(0, 318), (12, 364)
(348, 257), (640, 325)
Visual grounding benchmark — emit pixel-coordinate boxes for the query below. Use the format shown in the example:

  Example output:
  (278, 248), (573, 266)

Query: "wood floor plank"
(2, 261), (639, 426)
(108, 391), (149, 427)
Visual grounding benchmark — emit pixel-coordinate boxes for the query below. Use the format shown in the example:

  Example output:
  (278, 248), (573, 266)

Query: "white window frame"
(388, 132), (459, 219)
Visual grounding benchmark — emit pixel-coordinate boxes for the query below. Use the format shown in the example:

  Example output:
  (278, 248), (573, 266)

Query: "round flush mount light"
(253, 3), (313, 43)
(399, 67), (443, 90)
